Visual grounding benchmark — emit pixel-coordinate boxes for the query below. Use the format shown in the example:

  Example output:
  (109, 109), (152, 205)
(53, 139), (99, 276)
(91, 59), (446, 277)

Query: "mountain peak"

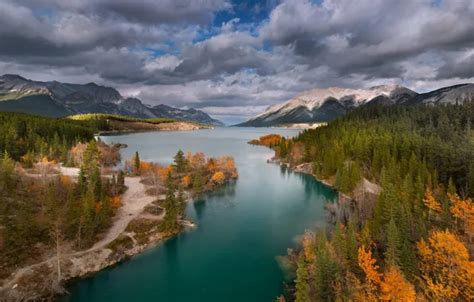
(1, 74), (27, 80)
(0, 74), (224, 126)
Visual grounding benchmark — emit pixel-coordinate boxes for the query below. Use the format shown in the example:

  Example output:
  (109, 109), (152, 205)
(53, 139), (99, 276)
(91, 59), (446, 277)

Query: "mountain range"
(0, 74), (224, 126)
(238, 83), (474, 127)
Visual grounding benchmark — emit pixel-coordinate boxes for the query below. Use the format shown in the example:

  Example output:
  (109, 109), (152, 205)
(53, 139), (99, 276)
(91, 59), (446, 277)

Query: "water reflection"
(192, 198), (206, 221)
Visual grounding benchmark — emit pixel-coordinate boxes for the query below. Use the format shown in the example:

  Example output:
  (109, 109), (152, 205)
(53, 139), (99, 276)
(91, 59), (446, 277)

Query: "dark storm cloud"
(95, 0), (231, 25)
(260, 0), (474, 79)
(0, 0), (473, 122)
(437, 53), (474, 80)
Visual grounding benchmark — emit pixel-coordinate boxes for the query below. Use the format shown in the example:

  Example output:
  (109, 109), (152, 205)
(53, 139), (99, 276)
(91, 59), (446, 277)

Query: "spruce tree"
(117, 170), (125, 193)
(133, 151), (140, 174)
(162, 172), (179, 232)
(385, 218), (401, 266)
(295, 255), (310, 302)
(173, 150), (187, 173)
(346, 219), (359, 272)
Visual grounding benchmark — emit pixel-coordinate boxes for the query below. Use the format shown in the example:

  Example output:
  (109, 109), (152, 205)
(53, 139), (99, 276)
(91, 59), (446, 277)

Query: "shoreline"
(0, 167), (233, 301)
(267, 158), (380, 217)
(268, 158), (335, 189)
(96, 123), (214, 136)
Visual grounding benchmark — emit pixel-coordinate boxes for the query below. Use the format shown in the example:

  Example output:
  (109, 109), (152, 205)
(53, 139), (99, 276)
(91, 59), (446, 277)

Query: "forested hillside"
(270, 102), (474, 301)
(0, 112), (96, 161)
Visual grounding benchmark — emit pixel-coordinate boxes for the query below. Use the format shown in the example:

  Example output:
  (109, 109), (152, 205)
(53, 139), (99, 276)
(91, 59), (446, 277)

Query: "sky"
(1, 0), (473, 124)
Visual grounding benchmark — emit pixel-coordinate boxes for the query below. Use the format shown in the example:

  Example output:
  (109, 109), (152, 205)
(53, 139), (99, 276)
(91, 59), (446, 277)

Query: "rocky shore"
(268, 158), (381, 224)
(0, 173), (201, 301)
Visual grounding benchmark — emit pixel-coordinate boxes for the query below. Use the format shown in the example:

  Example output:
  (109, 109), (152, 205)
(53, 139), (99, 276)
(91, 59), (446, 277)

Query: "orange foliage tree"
(111, 195), (122, 208)
(358, 246), (417, 301)
(181, 175), (191, 188)
(249, 134), (283, 146)
(423, 189), (442, 219)
(358, 245), (381, 300)
(449, 193), (474, 241)
(380, 266), (416, 302)
(211, 171), (225, 184)
(417, 230), (474, 301)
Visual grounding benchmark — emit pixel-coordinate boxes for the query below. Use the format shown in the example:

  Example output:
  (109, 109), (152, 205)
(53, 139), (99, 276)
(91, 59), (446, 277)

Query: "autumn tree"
(358, 245), (381, 299)
(449, 193), (474, 241)
(423, 189), (442, 219)
(211, 171), (226, 185)
(380, 266), (416, 302)
(417, 230), (474, 301)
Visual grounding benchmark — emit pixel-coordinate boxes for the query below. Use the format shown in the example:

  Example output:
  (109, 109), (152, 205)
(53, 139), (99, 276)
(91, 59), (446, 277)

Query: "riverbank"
(267, 158), (381, 224)
(0, 154), (236, 301)
(0, 172), (162, 300)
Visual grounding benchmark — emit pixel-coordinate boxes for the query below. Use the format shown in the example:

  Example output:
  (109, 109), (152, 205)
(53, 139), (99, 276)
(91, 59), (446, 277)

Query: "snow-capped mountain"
(238, 83), (474, 127)
(238, 85), (416, 126)
(403, 83), (474, 105)
(0, 74), (223, 126)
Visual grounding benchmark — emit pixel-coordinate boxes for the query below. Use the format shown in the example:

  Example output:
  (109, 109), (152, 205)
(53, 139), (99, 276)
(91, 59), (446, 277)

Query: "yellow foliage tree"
(423, 189), (441, 218)
(417, 230), (474, 301)
(380, 266), (416, 302)
(139, 161), (153, 173)
(358, 245), (381, 300)
(448, 193), (474, 240)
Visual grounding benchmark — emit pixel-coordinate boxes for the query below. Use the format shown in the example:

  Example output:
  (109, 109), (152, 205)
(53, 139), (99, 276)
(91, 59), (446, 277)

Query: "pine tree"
(332, 221), (346, 262)
(385, 218), (400, 266)
(192, 170), (205, 193)
(133, 151), (140, 174)
(173, 150), (187, 173)
(161, 172), (180, 232)
(177, 186), (186, 217)
(117, 170), (125, 193)
(346, 219), (359, 272)
(314, 232), (338, 300)
(295, 255), (310, 302)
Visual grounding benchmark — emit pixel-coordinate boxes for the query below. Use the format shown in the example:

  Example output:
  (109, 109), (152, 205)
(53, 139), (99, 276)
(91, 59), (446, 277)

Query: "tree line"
(270, 102), (474, 301)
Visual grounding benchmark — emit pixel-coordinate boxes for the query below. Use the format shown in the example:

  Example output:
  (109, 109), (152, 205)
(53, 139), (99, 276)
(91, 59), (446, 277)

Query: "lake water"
(61, 128), (336, 302)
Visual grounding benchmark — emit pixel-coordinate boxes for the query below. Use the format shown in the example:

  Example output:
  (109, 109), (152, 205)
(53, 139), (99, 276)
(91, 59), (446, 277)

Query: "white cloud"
(1, 0), (473, 122)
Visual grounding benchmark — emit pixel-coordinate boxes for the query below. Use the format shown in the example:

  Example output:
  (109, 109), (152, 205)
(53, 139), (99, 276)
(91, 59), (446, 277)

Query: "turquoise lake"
(61, 127), (336, 301)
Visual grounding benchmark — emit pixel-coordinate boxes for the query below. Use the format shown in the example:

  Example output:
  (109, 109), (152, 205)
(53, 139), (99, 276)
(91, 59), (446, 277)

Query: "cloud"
(0, 0), (473, 123)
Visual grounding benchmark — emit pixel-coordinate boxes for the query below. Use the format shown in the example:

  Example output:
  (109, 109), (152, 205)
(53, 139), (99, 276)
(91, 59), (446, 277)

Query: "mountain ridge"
(238, 83), (474, 127)
(0, 74), (224, 126)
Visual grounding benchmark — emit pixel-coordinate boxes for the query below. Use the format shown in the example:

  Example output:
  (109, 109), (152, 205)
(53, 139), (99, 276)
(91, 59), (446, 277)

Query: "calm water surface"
(62, 128), (336, 302)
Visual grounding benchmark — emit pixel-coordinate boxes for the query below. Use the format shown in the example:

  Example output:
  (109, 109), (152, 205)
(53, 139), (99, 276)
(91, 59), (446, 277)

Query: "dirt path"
(58, 166), (161, 252)
(87, 177), (160, 251)
(1, 168), (161, 296)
